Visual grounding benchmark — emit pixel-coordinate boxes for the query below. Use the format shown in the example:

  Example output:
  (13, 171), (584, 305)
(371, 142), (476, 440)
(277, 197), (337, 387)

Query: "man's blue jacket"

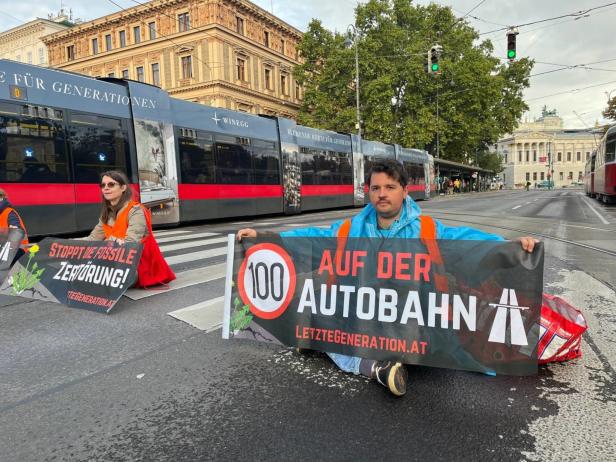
(281, 196), (504, 242)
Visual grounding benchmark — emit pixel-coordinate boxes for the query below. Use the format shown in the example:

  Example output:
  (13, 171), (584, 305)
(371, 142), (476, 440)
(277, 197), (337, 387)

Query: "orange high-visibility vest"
(0, 206), (29, 249)
(336, 215), (449, 293)
(102, 200), (148, 242)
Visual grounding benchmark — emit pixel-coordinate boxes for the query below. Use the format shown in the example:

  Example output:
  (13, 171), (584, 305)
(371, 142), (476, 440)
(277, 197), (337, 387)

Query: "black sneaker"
(374, 361), (408, 396)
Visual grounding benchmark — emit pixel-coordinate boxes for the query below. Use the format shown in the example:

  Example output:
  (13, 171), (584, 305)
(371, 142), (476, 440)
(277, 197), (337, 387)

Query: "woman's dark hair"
(100, 170), (132, 224)
(366, 159), (408, 188)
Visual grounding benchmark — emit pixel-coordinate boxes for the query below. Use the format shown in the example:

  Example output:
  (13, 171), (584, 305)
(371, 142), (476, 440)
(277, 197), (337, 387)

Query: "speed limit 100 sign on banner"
(222, 234), (543, 376)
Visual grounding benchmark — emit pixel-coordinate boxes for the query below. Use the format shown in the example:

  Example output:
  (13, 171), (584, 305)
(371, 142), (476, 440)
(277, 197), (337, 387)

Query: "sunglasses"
(100, 181), (119, 189)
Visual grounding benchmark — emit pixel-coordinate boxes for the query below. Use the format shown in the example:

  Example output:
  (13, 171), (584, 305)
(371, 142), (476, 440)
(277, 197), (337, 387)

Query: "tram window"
(69, 113), (130, 183)
(314, 150), (336, 185)
(339, 152), (353, 184)
(215, 135), (251, 184)
(0, 102), (69, 183)
(404, 161), (424, 185)
(300, 146), (315, 185)
(605, 134), (616, 163)
(252, 139), (280, 185)
(179, 132), (215, 184)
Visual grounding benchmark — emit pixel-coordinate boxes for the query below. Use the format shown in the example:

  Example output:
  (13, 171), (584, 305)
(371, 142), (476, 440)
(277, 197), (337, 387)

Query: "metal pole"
(354, 29), (361, 140)
(436, 82), (439, 158)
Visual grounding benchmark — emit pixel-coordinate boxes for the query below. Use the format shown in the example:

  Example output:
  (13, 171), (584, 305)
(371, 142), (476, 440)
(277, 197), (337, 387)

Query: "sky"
(1, 0), (614, 130)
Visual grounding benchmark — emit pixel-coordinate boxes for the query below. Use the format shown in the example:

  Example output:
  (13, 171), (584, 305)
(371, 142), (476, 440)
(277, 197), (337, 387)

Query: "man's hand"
(237, 228), (257, 241)
(515, 236), (539, 253)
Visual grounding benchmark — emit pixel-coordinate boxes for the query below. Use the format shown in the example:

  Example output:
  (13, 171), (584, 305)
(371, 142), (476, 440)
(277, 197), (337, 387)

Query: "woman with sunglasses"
(84, 171), (146, 244)
(84, 170), (175, 287)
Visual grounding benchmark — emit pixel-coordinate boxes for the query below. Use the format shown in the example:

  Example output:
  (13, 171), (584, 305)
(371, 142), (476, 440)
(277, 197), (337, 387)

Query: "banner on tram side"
(222, 236), (544, 376)
(0, 238), (142, 313)
(0, 228), (25, 284)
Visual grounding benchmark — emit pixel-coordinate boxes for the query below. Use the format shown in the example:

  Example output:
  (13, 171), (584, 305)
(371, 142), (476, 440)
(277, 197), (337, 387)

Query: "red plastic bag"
(538, 293), (588, 364)
(135, 207), (176, 288)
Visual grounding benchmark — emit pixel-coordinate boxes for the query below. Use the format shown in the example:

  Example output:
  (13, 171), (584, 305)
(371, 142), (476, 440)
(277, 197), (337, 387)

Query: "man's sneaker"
(373, 361), (408, 396)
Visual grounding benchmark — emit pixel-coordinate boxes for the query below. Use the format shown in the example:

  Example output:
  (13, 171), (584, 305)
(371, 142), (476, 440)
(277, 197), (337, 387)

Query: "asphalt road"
(1, 187), (614, 461)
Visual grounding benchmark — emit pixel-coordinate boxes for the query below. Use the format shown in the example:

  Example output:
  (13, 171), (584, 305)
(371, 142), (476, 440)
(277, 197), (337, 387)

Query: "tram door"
(351, 134), (364, 206)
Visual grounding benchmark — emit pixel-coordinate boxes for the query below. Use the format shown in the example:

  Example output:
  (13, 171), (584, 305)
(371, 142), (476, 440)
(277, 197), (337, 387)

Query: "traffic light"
(507, 28), (518, 60)
(428, 45), (442, 74)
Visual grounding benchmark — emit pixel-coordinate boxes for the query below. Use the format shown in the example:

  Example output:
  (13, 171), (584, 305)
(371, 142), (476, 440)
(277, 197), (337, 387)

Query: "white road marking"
(512, 205), (522, 210)
(153, 229), (192, 237)
(167, 296), (224, 332)
(159, 236), (228, 252)
(164, 246), (228, 265)
(582, 197), (610, 225)
(123, 264), (227, 300)
(155, 231), (219, 244)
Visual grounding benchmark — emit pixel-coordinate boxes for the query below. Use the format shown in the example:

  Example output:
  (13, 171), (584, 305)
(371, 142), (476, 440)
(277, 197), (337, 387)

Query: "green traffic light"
(431, 63), (439, 71)
(507, 50), (516, 59)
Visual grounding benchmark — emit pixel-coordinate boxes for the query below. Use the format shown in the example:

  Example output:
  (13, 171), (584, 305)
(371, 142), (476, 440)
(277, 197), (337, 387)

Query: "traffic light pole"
(436, 82), (439, 159)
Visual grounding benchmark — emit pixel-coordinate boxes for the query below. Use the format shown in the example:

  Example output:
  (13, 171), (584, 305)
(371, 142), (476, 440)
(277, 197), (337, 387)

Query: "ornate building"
(0, 10), (74, 67)
(494, 115), (598, 188)
(42, 0), (302, 118)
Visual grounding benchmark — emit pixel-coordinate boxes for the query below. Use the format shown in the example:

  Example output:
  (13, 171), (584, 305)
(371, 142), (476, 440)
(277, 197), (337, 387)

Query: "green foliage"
(541, 105), (558, 117)
(602, 97), (616, 122)
(230, 295), (253, 333)
(477, 150), (504, 173)
(294, 0), (533, 161)
(11, 253), (45, 295)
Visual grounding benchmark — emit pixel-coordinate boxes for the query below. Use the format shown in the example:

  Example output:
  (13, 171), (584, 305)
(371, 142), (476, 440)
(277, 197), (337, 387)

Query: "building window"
(122, 69), (129, 79)
(105, 34), (112, 51)
(27, 51), (32, 64)
(151, 63), (160, 86)
(578, 171), (583, 180)
(526, 172), (530, 181)
(280, 38), (285, 54)
(92, 38), (99, 55)
(566, 152), (571, 161)
(181, 56), (193, 79)
(264, 68), (272, 90)
(567, 171), (573, 179)
(540, 172), (545, 180)
(532, 150), (536, 162)
(236, 16), (244, 35)
(533, 172), (537, 181)
(136, 66), (144, 82)
(39, 48), (45, 64)
(576, 151), (581, 161)
(280, 74), (288, 95)
(148, 21), (157, 39)
(108, 72), (115, 78)
(178, 13), (190, 32)
(525, 151), (529, 162)
(133, 26), (141, 44)
(264, 31), (270, 47)
(67, 45), (75, 61)
(559, 172), (563, 181)
(518, 151), (522, 162)
(557, 152), (562, 162)
(237, 57), (246, 81)
(586, 151), (590, 160)
(119, 30), (127, 48)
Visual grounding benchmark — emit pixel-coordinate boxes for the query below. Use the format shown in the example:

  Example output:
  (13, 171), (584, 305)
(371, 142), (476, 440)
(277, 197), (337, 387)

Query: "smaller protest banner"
(0, 238), (143, 313)
(0, 228), (25, 284)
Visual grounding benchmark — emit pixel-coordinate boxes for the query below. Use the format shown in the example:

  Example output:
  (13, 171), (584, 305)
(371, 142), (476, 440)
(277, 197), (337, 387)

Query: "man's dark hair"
(366, 159), (408, 188)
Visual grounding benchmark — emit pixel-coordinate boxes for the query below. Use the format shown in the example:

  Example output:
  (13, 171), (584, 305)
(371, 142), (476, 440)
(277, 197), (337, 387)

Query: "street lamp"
(344, 24), (361, 140)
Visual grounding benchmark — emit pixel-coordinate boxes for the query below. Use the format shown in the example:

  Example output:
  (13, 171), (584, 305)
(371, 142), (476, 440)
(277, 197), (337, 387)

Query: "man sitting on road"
(237, 159), (538, 397)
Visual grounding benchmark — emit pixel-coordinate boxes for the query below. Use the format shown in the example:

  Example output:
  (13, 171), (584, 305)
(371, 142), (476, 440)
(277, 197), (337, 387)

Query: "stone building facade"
(494, 115), (597, 188)
(43, 0), (303, 118)
(0, 12), (73, 67)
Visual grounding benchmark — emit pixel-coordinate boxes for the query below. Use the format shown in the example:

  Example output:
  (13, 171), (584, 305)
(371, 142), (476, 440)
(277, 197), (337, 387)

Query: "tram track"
(428, 210), (616, 258)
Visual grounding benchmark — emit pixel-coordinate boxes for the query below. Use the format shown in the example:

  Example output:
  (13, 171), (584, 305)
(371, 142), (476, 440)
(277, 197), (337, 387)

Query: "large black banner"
(0, 238), (142, 313)
(0, 228), (25, 285)
(223, 236), (544, 375)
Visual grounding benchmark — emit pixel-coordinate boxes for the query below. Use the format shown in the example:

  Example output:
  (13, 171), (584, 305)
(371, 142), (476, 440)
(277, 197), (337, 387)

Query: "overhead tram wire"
(478, 0), (616, 35)
(525, 78), (616, 102)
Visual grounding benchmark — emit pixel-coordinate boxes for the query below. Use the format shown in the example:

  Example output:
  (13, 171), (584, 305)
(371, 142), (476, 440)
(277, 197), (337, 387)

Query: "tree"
(477, 150), (503, 173)
(294, 0), (533, 162)
(602, 97), (616, 121)
(541, 105), (557, 117)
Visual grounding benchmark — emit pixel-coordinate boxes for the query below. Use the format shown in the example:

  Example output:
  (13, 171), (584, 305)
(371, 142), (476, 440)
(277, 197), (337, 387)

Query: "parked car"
(537, 180), (555, 188)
